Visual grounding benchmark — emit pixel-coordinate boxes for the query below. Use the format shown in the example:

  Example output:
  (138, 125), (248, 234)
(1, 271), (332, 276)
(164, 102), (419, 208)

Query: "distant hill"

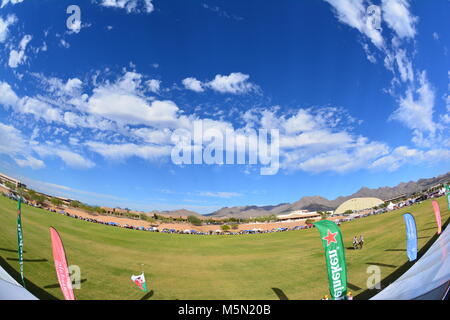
(147, 209), (203, 218)
(204, 171), (450, 218)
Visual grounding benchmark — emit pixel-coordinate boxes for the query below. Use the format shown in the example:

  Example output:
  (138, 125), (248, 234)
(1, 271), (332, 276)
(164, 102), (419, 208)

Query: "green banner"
(314, 220), (347, 300)
(446, 185), (450, 210)
(17, 197), (25, 287)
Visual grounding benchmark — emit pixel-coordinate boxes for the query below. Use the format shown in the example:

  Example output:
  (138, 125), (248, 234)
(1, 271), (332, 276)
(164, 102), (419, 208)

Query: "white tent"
(0, 266), (38, 300)
(386, 202), (395, 210)
(372, 224), (450, 300)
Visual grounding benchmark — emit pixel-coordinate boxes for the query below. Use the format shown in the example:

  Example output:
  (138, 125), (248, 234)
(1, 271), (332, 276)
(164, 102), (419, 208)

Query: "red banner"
(431, 201), (442, 235)
(49, 227), (75, 300)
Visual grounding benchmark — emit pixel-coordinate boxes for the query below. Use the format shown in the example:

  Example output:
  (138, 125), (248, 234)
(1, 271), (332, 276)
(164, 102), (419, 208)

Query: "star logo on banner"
(322, 229), (338, 246)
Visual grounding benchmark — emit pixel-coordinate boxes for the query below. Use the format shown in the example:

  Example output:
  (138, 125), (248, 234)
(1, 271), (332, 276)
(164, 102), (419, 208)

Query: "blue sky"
(0, 0), (449, 213)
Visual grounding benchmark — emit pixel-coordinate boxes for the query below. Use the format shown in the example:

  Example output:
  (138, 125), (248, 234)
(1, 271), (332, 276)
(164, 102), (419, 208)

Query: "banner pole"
(17, 196), (25, 288)
(313, 220), (348, 300)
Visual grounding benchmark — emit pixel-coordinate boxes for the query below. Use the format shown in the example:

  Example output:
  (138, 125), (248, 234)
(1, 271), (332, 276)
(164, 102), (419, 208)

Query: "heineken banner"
(131, 273), (148, 292)
(431, 201), (442, 235)
(448, 192), (450, 211)
(314, 220), (347, 300)
(403, 213), (417, 262)
(50, 227), (75, 300)
(17, 197), (25, 287)
(446, 185), (450, 210)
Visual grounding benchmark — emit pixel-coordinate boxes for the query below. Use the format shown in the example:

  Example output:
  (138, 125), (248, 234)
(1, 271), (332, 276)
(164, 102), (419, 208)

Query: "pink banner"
(50, 227), (75, 300)
(431, 201), (442, 235)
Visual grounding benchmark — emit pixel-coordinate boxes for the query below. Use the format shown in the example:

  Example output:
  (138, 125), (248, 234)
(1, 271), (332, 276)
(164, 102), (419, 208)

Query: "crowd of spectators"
(2, 185), (447, 236)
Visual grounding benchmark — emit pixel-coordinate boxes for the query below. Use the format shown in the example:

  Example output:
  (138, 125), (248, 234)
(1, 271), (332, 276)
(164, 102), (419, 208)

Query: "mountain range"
(157, 172), (450, 219)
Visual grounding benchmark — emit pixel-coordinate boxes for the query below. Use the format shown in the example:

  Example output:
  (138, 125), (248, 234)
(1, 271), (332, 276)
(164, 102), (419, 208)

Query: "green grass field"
(0, 195), (448, 300)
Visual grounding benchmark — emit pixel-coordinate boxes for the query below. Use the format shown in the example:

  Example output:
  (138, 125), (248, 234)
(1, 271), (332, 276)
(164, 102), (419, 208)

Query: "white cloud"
(297, 139), (389, 173)
(85, 141), (171, 161)
(56, 150), (95, 169)
(441, 71), (450, 125)
(87, 90), (182, 127)
(182, 77), (204, 92)
(17, 97), (63, 123)
(0, 122), (27, 156)
(0, 0), (24, 8)
(0, 82), (20, 108)
(81, 71), (192, 128)
(66, 19), (92, 35)
(202, 3), (243, 21)
(245, 107), (390, 173)
(323, 0), (419, 84)
(362, 43), (377, 63)
(60, 39), (70, 48)
(371, 146), (450, 171)
(198, 191), (242, 198)
(207, 72), (258, 94)
(15, 156), (45, 169)
(323, 0), (448, 156)
(146, 79), (161, 93)
(282, 109), (320, 134)
(0, 14), (17, 42)
(0, 83), (65, 123)
(78, 99), (393, 174)
(0, 122), (45, 169)
(4, 66), (445, 175)
(33, 145), (95, 169)
(390, 71), (435, 134)
(0, 80), (118, 134)
(97, 0), (154, 14)
(1, 72), (185, 132)
(324, 0), (384, 49)
(39, 76), (83, 97)
(17, 176), (123, 202)
(131, 127), (172, 144)
(280, 130), (353, 150)
(394, 49), (414, 83)
(381, 0), (417, 39)
(182, 73), (258, 94)
(8, 34), (32, 68)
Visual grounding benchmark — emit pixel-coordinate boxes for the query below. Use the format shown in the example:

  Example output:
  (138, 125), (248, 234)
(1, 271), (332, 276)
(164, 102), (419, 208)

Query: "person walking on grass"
(353, 236), (359, 250)
(359, 235), (364, 249)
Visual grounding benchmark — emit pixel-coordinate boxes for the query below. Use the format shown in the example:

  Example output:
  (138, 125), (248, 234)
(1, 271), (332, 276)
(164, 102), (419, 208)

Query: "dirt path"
(53, 206), (345, 233)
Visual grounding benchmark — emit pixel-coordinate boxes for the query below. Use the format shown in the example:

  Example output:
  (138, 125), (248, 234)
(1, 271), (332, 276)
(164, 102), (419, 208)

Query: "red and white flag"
(50, 227), (75, 300)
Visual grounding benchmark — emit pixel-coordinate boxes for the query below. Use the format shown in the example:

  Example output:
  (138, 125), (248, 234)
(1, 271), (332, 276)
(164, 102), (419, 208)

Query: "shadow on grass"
(366, 262), (397, 268)
(141, 290), (154, 300)
(347, 283), (362, 291)
(0, 247), (26, 253)
(7, 258), (48, 263)
(355, 217), (450, 300)
(44, 279), (87, 289)
(272, 288), (289, 300)
(0, 257), (58, 300)
(419, 227), (438, 232)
